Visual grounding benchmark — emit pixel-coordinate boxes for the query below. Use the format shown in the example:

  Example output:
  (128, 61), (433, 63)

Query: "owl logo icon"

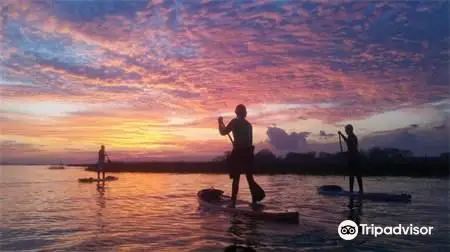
(338, 220), (358, 240)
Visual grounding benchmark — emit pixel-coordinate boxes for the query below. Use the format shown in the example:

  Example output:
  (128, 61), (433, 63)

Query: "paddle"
(338, 133), (345, 181)
(227, 133), (234, 144)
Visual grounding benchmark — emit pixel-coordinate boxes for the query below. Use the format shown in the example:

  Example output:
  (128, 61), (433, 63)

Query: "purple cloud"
(266, 126), (311, 152)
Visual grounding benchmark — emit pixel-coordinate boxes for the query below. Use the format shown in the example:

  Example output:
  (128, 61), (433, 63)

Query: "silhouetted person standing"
(98, 145), (107, 181)
(218, 104), (262, 208)
(338, 124), (363, 194)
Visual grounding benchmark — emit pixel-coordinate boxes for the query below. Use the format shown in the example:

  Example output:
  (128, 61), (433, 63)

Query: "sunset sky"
(1, 0), (449, 164)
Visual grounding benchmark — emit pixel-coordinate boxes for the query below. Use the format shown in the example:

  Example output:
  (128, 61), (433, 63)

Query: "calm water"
(0, 166), (448, 252)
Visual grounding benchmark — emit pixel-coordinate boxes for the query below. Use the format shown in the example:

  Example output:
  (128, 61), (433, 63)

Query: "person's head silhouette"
(235, 104), (247, 119)
(345, 124), (354, 135)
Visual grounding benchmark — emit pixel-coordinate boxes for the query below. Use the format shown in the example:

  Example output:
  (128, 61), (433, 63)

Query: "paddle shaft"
(338, 134), (345, 181)
(219, 119), (234, 144)
(227, 133), (234, 144)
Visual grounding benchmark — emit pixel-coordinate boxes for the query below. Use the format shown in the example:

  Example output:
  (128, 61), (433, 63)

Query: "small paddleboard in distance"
(318, 185), (411, 203)
(78, 176), (119, 183)
(197, 188), (299, 224)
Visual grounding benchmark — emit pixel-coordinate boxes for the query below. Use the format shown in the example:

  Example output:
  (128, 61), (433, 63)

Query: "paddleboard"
(48, 166), (65, 169)
(78, 176), (118, 183)
(318, 185), (411, 203)
(197, 188), (299, 223)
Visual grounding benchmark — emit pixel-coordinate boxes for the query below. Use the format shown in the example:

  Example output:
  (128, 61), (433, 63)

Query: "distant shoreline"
(3, 151), (449, 178)
(65, 158), (449, 178)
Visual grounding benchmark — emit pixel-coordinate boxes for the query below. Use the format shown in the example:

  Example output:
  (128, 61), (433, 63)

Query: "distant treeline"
(74, 147), (449, 177)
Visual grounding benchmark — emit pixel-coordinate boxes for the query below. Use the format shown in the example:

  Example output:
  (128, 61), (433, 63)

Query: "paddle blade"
(250, 181), (265, 202)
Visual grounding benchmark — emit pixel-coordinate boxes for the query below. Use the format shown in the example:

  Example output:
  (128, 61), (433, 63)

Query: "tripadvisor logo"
(338, 220), (358, 240)
(338, 220), (434, 240)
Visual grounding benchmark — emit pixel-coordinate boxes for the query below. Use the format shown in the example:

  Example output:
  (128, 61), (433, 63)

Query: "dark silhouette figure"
(97, 145), (108, 181)
(338, 125), (363, 194)
(218, 104), (264, 208)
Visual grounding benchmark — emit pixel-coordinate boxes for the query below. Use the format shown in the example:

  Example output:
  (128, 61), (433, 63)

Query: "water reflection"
(340, 196), (365, 250)
(227, 215), (260, 251)
(96, 182), (106, 233)
(96, 182), (106, 209)
(96, 180), (106, 196)
(347, 196), (363, 226)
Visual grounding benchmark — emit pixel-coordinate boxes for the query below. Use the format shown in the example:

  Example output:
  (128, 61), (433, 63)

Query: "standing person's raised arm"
(338, 131), (348, 142)
(218, 117), (234, 136)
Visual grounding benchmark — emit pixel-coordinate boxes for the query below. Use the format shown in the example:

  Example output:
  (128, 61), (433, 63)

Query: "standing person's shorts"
(227, 146), (255, 178)
(97, 161), (104, 172)
(347, 155), (360, 177)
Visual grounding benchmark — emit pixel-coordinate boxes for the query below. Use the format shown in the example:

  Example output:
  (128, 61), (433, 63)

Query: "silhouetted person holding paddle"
(218, 104), (265, 208)
(97, 145), (108, 181)
(338, 124), (363, 194)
